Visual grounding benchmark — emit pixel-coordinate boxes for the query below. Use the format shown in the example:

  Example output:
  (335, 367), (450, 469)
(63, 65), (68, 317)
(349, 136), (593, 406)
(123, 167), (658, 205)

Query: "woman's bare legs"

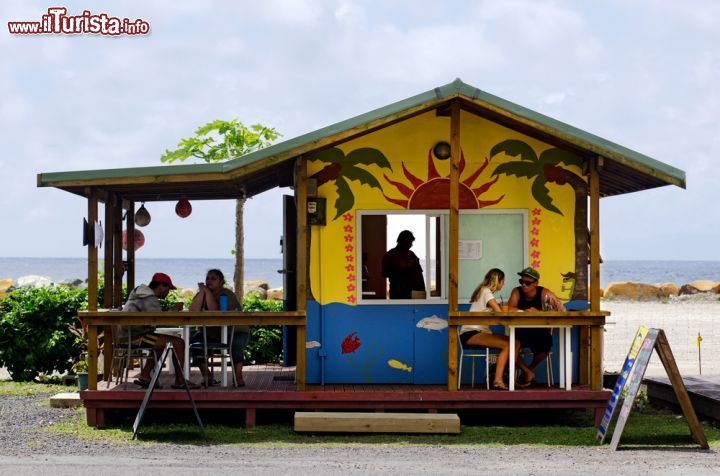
(466, 333), (535, 385)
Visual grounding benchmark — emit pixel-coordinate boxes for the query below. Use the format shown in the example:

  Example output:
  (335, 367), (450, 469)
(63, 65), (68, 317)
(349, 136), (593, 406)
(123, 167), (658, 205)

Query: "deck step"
(50, 392), (82, 408)
(294, 411), (460, 434)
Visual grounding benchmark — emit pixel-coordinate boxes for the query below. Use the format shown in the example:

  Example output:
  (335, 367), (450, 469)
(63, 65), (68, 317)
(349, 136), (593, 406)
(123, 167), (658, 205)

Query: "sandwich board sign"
(597, 326), (648, 443)
(598, 328), (708, 450)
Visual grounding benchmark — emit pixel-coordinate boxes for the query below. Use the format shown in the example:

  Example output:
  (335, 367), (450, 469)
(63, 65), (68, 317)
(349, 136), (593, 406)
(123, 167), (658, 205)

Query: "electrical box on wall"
(307, 197), (326, 226)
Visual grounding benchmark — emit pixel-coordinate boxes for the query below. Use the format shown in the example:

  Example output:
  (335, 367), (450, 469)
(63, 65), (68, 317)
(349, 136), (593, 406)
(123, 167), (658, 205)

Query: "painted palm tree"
(309, 147), (392, 220)
(490, 139), (588, 301)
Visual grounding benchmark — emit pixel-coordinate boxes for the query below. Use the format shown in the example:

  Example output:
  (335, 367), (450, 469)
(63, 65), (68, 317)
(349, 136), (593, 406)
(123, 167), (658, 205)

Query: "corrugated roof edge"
(38, 161), (221, 184)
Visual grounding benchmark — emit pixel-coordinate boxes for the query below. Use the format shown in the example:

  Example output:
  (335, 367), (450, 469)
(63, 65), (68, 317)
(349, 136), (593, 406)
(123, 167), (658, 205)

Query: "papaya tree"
(161, 120), (281, 294)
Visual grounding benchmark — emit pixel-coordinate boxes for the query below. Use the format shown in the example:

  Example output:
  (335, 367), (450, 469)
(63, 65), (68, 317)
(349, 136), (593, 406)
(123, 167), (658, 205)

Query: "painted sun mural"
(382, 148), (504, 209)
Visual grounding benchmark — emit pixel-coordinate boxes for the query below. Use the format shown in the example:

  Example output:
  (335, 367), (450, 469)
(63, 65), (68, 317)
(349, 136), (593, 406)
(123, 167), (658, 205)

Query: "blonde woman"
(461, 268), (535, 389)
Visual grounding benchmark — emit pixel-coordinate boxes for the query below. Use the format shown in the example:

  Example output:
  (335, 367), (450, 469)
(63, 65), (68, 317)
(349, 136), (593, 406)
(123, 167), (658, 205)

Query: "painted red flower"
(345, 264), (355, 272)
(345, 255), (353, 262)
(345, 244), (354, 252)
(532, 208), (542, 216)
(341, 332), (361, 354)
(532, 260), (541, 268)
(343, 213), (353, 222)
(530, 238), (540, 247)
(532, 217), (541, 226)
(531, 228), (539, 236)
(347, 283), (356, 292)
(343, 225), (353, 232)
(344, 234), (353, 243)
(346, 295), (356, 304)
(531, 250), (540, 259)
(347, 273), (356, 281)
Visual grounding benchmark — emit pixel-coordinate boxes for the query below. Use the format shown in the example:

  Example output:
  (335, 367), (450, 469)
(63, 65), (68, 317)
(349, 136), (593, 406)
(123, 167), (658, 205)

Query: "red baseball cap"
(151, 272), (177, 289)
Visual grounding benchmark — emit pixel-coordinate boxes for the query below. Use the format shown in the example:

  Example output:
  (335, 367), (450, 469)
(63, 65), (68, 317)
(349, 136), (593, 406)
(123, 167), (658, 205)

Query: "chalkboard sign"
(132, 343), (205, 439)
(605, 328), (708, 450)
(597, 326), (648, 443)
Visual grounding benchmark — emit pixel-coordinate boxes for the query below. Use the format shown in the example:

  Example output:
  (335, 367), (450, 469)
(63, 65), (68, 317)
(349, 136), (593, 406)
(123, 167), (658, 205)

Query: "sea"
(1, 258), (719, 290)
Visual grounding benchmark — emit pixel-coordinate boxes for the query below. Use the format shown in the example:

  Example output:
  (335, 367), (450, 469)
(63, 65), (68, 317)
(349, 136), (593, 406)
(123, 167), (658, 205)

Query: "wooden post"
(103, 197), (114, 308)
(126, 202), (135, 292)
(113, 197), (123, 308)
(295, 158), (308, 391)
(589, 156), (602, 390)
(447, 100), (460, 391)
(87, 190), (99, 390)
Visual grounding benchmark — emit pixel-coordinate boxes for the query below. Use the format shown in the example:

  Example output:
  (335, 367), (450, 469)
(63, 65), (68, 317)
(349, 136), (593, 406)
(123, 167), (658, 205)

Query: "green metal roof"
(38, 78), (685, 195)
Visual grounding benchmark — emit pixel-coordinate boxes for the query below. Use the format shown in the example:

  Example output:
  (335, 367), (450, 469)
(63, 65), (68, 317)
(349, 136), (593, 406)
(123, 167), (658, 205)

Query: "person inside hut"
(461, 268), (535, 389)
(381, 230), (426, 299)
(120, 272), (200, 389)
(507, 266), (566, 386)
(189, 269), (249, 387)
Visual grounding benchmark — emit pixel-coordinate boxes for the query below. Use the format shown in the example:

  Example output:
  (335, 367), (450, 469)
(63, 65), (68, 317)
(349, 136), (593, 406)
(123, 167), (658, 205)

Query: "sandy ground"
(602, 297), (720, 376)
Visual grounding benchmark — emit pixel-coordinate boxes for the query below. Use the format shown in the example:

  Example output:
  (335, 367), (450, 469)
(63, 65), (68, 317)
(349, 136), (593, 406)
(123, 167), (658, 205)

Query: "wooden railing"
(80, 310), (307, 391)
(447, 311), (609, 392)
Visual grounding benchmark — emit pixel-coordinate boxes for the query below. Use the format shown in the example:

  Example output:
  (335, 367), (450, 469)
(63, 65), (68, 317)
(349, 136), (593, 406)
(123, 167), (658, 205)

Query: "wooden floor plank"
(295, 412), (460, 434)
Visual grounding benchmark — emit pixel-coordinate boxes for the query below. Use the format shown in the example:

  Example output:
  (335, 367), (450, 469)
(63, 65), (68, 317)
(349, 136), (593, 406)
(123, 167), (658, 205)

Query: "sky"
(1, 0), (719, 261)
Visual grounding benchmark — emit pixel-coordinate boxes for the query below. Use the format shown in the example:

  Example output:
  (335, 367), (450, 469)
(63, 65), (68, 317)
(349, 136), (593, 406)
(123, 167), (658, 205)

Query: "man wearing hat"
(381, 230), (426, 299)
(120, 273), (199, 389)
(507, 267), (565, 385)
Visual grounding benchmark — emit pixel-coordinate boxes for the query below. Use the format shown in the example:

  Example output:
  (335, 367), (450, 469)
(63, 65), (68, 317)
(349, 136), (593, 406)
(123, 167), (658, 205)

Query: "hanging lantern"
(134, 203), (151, 227)
(175, 195), (192, 218)
(122, 229), (145, 251)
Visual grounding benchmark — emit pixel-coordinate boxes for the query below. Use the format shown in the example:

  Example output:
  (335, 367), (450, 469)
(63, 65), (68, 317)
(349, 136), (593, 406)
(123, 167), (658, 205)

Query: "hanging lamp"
(175, 195), (192, 218)
(122, 228), (145, 251)
(134, 202), (151, 227)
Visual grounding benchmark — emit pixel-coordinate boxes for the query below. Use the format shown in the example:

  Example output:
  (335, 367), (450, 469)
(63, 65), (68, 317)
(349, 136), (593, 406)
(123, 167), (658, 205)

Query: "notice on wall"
(458, 240), (482, 260)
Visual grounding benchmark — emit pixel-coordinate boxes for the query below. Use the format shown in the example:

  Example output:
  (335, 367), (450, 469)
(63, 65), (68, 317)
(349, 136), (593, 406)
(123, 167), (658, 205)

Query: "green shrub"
(0, 286), (88, 381)
(242, 292), (283, 364)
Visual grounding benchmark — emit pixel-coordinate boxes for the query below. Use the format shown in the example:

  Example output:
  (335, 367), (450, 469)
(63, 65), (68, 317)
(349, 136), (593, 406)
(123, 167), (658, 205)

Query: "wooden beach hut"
(37, 79), (685, 427)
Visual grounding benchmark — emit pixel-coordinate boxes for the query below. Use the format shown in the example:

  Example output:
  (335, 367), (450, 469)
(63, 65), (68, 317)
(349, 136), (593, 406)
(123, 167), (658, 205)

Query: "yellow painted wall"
(307, 110), (586, 305)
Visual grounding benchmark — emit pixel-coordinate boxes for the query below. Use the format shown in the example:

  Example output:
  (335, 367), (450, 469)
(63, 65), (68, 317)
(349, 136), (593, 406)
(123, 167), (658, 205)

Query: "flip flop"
(492, 381), (508, 390)
(133, 378), (153, 388)
(516, 379), (534, 388)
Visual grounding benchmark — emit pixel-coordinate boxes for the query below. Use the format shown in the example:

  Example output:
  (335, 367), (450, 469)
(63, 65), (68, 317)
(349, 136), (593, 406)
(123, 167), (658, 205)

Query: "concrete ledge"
(50, 392), (82, 408)
(294, 411), (460, 434)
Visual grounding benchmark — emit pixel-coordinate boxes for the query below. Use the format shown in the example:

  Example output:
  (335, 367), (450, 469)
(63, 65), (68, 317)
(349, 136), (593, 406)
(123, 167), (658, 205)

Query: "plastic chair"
(458, 328), (498, 390)
(190, 325), (237, 387)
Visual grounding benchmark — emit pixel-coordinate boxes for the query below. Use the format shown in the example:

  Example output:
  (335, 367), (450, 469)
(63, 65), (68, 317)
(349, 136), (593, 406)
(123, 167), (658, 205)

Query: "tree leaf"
(342, 166), (382, 189)
(333, 175), (355, 220)
(490, 139), (538, 162)
(492, 161), (539, 179)
(346, 148), (393, 170)
(309, 147), (345, 165)
(539, 148), (584, 168)
(531, 178), (562, 215)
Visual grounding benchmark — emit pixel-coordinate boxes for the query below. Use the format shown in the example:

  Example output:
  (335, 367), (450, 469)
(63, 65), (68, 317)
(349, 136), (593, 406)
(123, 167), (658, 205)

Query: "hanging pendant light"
(122, 228), (145, 251)
(175, 195), (192, 218)
(134, 202), (151, 227)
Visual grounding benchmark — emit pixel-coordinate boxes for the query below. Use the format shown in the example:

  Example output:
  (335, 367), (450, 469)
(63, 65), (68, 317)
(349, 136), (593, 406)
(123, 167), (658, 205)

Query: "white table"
(508, 324), (572, 391)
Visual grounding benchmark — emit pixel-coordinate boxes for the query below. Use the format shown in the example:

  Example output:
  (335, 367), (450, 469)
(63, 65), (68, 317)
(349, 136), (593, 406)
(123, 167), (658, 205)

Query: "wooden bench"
(294, 412), (460, 434)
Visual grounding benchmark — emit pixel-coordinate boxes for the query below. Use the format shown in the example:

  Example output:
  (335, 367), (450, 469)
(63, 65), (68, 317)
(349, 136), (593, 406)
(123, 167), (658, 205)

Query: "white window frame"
(356, 209), (528, 305)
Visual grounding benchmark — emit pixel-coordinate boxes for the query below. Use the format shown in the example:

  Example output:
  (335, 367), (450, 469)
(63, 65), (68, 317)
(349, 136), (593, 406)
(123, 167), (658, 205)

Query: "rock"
(604, 282), (663, 300)
(58, 278), (84, 289)
(17, 275), (52, 288)
(266, 288), (284, 300)
(178, 287), (197, 298)
(244, 280), (269, 291)
(246, 286), (268, 299)
(713, 284), (720, 294)
(0, 278), (14, 298)
(657, 282), (680, 297)
(679, 284), (700, 295)
(688, 280), (718, 292)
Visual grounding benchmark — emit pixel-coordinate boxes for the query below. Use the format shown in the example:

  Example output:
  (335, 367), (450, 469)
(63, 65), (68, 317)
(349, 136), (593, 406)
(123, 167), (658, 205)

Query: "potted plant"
(72, 357), (89, 391)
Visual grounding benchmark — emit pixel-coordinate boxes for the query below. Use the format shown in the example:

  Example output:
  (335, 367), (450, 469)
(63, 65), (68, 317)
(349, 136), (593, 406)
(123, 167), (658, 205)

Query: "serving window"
(357, 209), (527, 304)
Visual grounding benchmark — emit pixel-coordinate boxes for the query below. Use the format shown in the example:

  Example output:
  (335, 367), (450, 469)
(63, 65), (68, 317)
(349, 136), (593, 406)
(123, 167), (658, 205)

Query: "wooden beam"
(87, 324), (98, 391)
(653, 330), (709, 448)
(112, 197), (123, 308)
(447, 100), (461, 391)
(589, 156), (603, 390)
(87, 189), (98, 312)
(126, 203), (135, 292)
(103, 197), (114, 308)
(294, 412), (460, 434)
(295, 158), (308, 391)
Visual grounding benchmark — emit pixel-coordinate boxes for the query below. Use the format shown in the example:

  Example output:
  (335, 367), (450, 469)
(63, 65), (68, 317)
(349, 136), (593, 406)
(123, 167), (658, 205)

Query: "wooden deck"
(645, 374), (720, 423)
(81, 365), (612, 428)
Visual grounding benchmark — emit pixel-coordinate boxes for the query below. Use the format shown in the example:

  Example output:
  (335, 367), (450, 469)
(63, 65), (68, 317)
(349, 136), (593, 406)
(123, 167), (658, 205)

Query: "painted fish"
(387, 359), (412, 372)
(305, 341), (321, 349)
(416, 315), (447, 331)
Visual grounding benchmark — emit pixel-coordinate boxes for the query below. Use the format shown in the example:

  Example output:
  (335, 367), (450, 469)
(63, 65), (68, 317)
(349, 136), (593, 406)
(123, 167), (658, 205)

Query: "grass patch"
(0, 380), (69, 396)
(43, 406), (720, 449)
